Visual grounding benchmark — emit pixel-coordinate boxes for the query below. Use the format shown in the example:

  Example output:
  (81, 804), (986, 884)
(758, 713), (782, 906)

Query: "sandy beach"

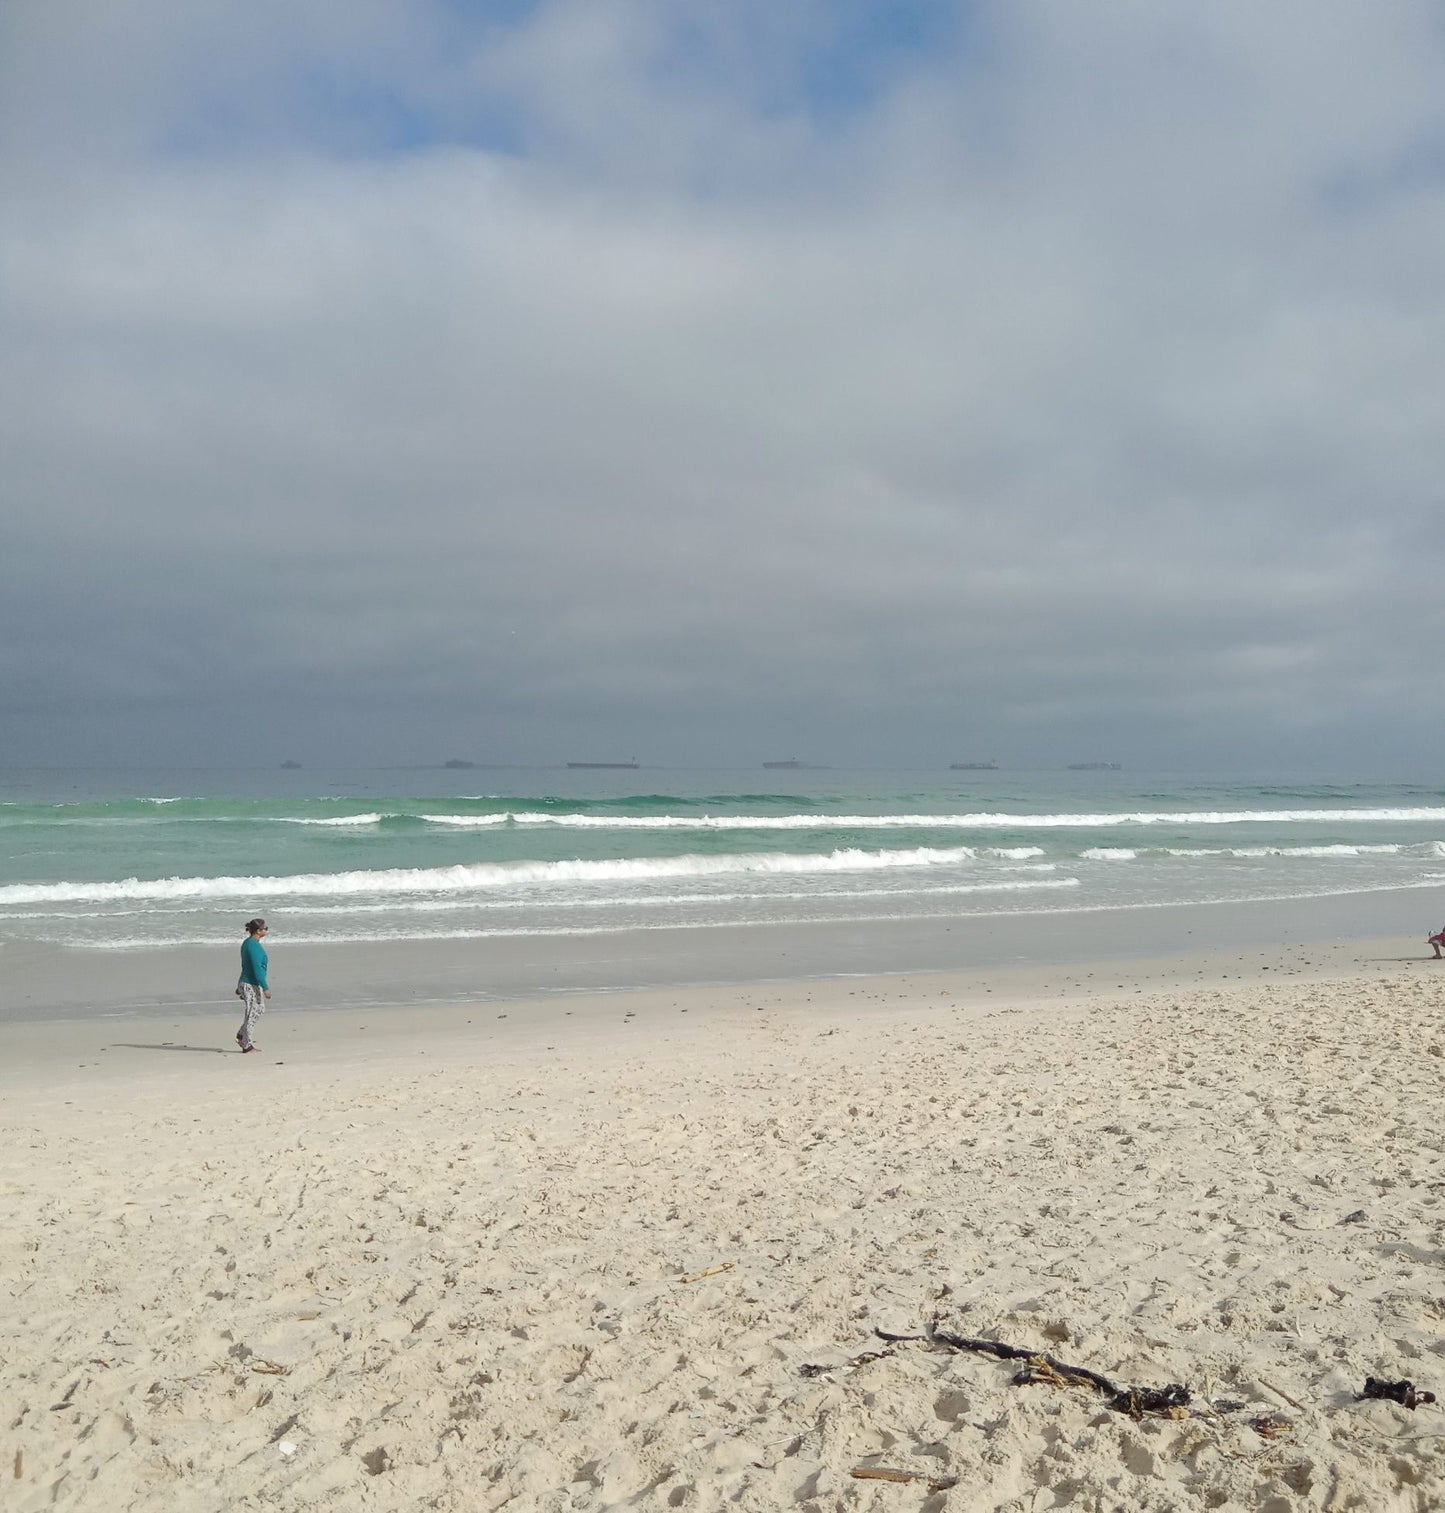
(10, 0), (1445, 1498)
(4, 928), (1445, 1510)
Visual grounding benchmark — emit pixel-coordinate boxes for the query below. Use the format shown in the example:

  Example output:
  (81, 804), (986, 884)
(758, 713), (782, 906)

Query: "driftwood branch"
(679, 1261), (736, 1284)
(800, 1326), (1188, 1418)
(927, 1327), (1191, 1420)
(851, 1466), (959, 1491)
(1260, 1377), (1305, 1412)
(805, 1320), (1433, 1444)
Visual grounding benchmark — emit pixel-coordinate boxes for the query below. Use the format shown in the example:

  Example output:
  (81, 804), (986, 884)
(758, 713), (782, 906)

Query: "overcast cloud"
(3, 1), (1444, 770)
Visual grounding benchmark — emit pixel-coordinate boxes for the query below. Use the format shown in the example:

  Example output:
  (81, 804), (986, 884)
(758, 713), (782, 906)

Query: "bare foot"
(241, 1045), (260, 1053)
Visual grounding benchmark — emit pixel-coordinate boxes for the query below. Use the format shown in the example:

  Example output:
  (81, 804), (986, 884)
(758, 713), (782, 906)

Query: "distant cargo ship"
(949, 761), (998, 770)
(567, 761), (640, 769)
(443, 758), (476, 769)
(1068, 762), (1121, 771)
(762, 759), (803, 769)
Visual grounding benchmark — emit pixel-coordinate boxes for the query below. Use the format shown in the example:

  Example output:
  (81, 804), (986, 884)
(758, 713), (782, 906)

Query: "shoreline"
(2, 881), (1440, 1028)
(0, 915), (1436, 1094)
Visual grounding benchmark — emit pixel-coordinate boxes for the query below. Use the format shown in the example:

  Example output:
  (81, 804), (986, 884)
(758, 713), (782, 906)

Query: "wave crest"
(0, 844), (1000, 906)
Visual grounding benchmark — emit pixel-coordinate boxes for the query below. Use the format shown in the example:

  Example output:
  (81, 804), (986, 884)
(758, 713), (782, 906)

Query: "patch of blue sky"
(797, 0), (965, 119)
(153, 63), (525, 164)
(1315, 124), (1445, 216)
(311, 0), (543, 157)
(648, 0), (969, 125)
(288, 65), (526, 159)
(151, 0), (980, 166)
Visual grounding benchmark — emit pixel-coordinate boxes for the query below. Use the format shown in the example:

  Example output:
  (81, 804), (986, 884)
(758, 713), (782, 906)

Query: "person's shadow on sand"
(110, 1043), (230, 1055)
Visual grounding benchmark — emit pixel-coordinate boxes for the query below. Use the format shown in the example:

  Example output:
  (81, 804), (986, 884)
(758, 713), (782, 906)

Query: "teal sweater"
(240, 936), (269, 990)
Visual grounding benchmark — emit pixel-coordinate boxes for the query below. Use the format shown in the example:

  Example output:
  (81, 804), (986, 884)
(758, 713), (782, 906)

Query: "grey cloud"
(3, 2), (1445, 768)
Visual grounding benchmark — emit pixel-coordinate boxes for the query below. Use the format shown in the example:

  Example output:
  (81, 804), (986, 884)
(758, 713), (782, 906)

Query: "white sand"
(4, 945), (1445, 1510)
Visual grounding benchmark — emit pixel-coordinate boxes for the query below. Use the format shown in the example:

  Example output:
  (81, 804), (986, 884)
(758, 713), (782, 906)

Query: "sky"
(3, 1), (1444, 772)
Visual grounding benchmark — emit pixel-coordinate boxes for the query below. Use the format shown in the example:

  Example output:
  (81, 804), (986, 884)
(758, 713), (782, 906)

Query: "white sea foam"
(2, 875), (1085, 925)
(74, 885), (1086, 949)
(56, 877), (1445, 949)
(1081, 848), (1138, 860)
(417, 813), (511, 827)
(424, 807), (1445, 830)
(970, 807), (1445, 827)
(4, 810), (389, 829)
(288, 877), (1080, 914)
(273, 813), (386, 826)
(1162, 844), (1407, 858)
(0, 844), (997, 906)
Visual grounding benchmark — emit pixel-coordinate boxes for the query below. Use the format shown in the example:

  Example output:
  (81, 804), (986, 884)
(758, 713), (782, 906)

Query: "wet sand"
(2, 882), (1436, 1025)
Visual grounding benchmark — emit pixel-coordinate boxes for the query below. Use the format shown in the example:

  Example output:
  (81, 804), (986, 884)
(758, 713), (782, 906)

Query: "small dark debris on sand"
(1360, 1377), (1436, 1410)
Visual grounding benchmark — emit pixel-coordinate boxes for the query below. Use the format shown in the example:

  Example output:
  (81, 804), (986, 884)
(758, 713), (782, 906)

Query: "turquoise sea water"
(2, 768), (1444, 952)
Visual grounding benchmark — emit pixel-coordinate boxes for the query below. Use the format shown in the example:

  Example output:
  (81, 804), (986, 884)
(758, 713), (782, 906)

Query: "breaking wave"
(415, 807), (1445, 830)
(273, 813), (386, 826)
(0, 844), (1014, 906)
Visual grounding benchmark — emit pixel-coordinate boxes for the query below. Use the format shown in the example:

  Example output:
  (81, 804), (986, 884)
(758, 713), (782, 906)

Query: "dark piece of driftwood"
(851, 1467), (959, 1491)
(803, 1326), (1192, 1420)
(1360, 1377), (1436, 1410)
(928, 1329), (1192, 1420)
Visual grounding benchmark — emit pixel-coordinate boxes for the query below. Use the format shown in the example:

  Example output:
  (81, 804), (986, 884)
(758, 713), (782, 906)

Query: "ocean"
(2, 767), (1444, 955)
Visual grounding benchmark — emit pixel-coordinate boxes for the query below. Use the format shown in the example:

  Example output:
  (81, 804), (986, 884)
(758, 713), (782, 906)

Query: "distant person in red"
(1429, 925), (1445, 959)
(236, 917), (271, 1052)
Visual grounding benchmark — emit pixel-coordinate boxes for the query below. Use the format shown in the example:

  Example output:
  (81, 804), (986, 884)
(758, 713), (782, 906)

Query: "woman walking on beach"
(236, 917), (271, 1053)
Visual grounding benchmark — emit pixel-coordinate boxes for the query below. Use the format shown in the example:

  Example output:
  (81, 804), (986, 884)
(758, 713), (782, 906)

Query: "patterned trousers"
(238, 982), (266, 1050)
